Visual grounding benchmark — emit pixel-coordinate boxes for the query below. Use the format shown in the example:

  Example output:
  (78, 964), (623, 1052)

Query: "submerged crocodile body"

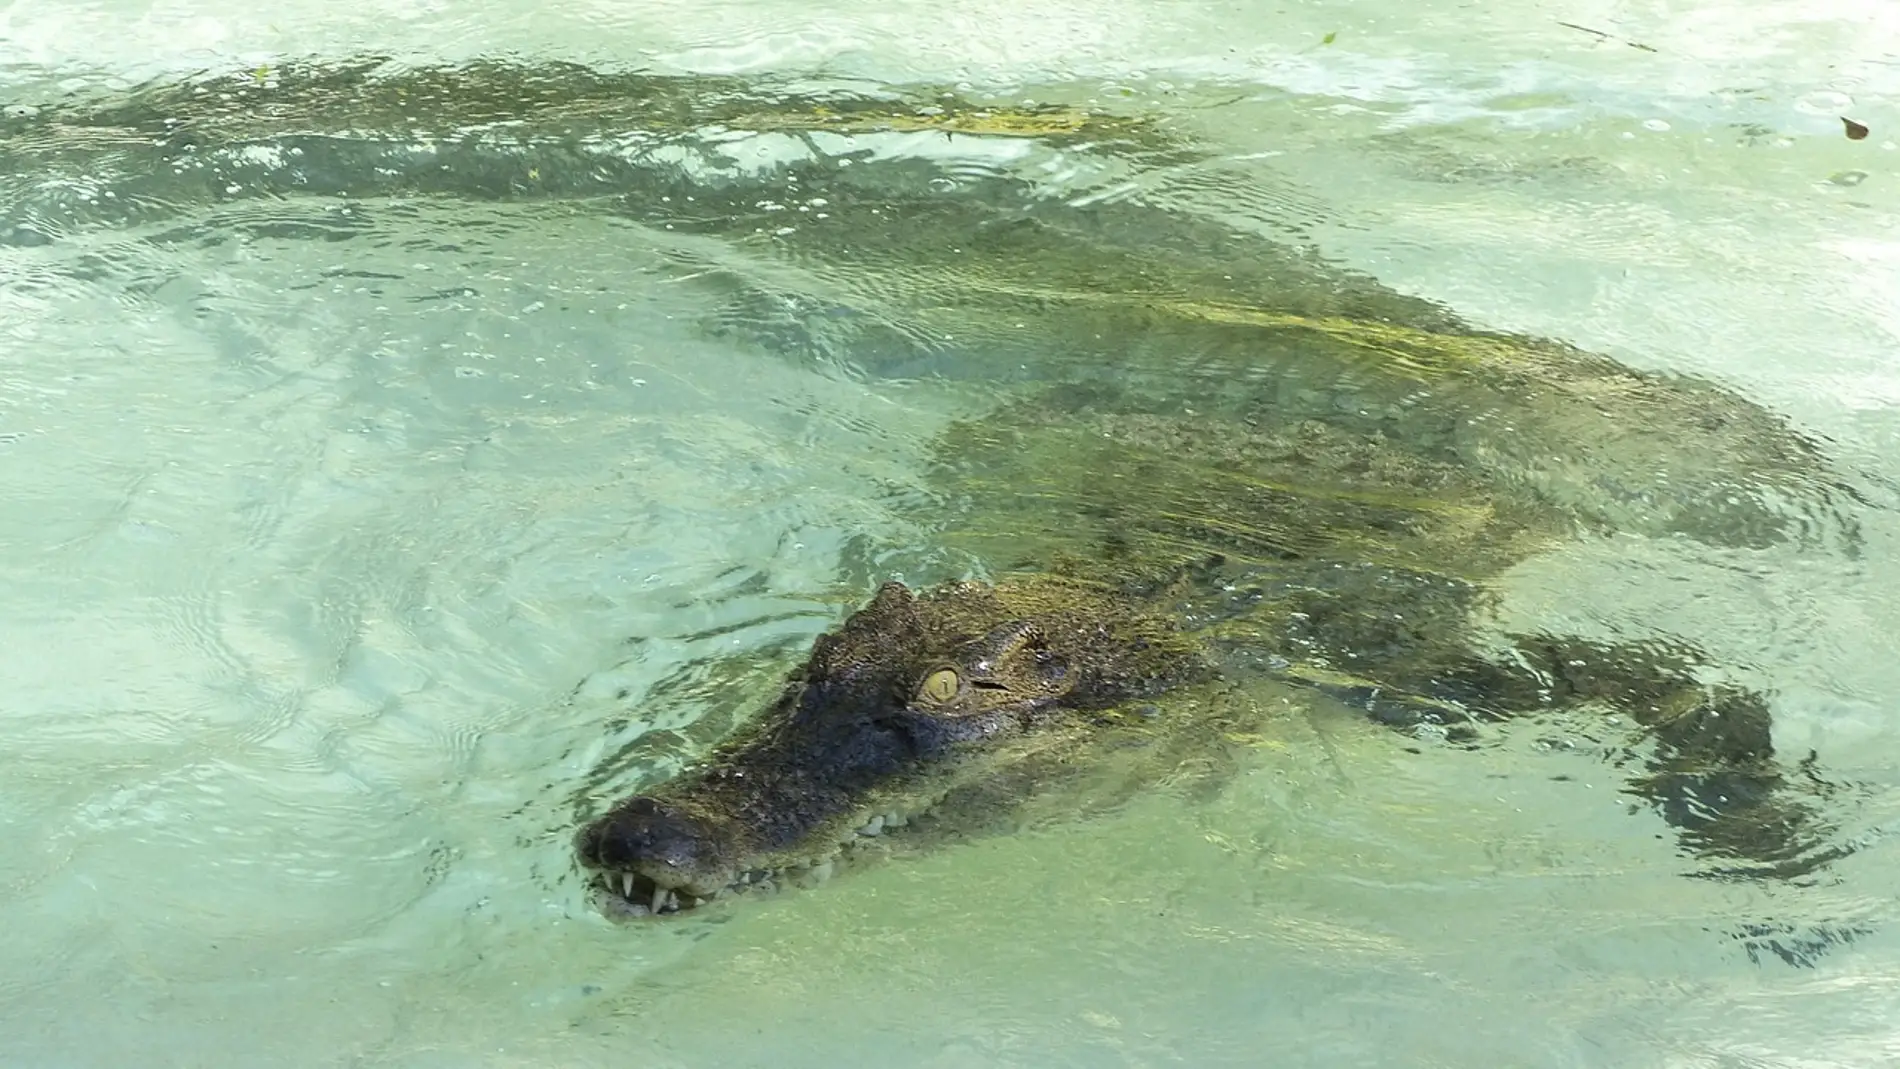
(2, 59), (1866, 933)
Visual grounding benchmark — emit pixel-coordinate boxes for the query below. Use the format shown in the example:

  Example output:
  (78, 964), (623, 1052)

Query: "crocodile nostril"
(573, 822), (605, 867)
(578, 796), (716, 871)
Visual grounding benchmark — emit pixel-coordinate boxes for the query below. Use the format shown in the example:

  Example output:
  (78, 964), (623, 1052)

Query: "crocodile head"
(574, 578), (1202, 918)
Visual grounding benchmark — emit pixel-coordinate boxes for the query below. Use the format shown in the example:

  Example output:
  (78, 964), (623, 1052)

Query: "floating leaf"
(1842, 116), (1869, 141)
(1322, 31), (1338, 45)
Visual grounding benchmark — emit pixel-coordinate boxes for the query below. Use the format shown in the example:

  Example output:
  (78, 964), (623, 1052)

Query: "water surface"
(3, 4), (1899, 1067)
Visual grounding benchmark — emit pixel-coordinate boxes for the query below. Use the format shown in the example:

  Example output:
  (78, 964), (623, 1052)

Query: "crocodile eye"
(918, 667), (961, 703)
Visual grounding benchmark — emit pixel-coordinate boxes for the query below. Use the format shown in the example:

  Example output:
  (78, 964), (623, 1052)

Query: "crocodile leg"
(1190, 561), (1853, 881)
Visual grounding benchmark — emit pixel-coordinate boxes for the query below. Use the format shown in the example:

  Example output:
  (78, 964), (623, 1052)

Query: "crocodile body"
(2, 59), (1863, 929)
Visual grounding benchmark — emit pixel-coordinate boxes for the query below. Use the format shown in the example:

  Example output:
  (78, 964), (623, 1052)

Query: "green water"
(4, 9), (1900, 1067)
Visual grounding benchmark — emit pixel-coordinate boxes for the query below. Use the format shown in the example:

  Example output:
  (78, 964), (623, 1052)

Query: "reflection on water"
(1, 52), (1898, 1069)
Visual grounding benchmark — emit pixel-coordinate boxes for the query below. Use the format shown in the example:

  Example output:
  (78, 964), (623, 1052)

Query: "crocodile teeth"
(650, 884), (668, 914)
(621, 873), (635, 898)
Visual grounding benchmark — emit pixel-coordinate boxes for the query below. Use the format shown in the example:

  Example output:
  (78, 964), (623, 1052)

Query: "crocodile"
(559, 99), (1867, 919)
(0, 58), (1867, 931)
(563, 124), (1865, 919)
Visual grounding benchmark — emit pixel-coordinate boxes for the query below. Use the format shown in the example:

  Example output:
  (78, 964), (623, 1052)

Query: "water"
(3, 3), (1899, 1066)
